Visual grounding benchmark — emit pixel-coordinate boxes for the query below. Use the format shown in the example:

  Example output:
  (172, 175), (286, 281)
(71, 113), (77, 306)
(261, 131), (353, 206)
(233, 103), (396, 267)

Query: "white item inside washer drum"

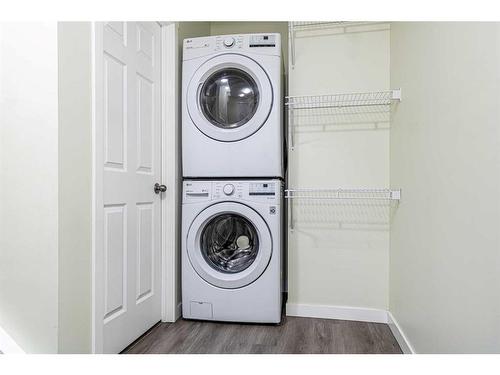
(200, 213), (259, 274)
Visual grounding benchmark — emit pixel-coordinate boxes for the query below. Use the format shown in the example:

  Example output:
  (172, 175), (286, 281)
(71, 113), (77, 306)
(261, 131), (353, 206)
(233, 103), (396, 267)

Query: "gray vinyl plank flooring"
(123, 316), (402, 354)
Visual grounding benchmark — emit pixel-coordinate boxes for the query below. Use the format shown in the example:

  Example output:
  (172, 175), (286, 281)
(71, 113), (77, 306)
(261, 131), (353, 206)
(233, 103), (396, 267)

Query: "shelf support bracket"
(391, 88), (402, 102)
(390, 189), (401, 200)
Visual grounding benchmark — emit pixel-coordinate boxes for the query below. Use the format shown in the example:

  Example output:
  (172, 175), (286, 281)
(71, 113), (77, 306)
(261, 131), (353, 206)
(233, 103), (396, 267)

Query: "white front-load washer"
(182, 33), (283, 178)
(182, 179), (283, 323)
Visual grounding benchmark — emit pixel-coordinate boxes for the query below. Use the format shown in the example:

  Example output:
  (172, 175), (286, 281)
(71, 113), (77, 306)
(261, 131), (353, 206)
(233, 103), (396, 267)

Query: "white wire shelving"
(285, 188), (401, 200)
(286, 90), (401, 110)
(289, 21), (390, 68)
(286, 89), (401, 149)
(290, 21), (389, 31)
(285, 188), (401, 230)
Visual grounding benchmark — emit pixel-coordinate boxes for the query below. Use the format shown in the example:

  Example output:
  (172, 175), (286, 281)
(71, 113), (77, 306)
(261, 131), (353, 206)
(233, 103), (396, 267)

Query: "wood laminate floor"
(123, 316), (402, 354)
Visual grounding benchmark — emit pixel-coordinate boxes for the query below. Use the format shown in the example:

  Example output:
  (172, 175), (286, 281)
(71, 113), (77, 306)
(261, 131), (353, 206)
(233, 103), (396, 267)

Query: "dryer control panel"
(183, 33), (281, 60)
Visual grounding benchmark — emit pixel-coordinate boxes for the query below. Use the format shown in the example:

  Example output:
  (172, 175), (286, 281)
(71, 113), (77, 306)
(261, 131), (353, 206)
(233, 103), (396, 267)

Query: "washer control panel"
(249, 182), (276, 196)
(184, 181), (211, 200)
(183, 180), (281, 203)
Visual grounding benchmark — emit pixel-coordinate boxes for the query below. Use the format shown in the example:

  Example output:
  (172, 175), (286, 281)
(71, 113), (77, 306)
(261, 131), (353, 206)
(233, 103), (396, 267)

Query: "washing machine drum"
(187, 54), (273, 142)
(187, 202), (272, 289)
(201, 213), (260, 273)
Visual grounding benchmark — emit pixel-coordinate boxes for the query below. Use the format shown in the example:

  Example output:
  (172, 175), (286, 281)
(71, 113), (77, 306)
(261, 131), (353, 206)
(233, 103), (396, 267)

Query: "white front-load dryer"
(182, 34), (283, 178)
(182, 179), (283, 323)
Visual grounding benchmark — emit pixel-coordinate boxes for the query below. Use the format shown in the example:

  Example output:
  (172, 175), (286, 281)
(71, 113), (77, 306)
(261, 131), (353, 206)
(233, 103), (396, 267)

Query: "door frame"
(91, 21), (179, 354)
(160, 22), (181, 323)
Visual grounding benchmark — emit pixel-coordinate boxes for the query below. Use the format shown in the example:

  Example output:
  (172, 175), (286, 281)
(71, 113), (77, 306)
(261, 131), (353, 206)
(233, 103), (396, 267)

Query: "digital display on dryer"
(249, 35), (276, 47)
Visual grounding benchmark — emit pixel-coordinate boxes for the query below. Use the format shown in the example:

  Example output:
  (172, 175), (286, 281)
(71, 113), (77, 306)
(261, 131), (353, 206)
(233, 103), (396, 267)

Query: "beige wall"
(390, 22), (500, 353)
(57, 22), (93, 353)
(287, 24), (391, 311)
(0, 22), (59, 353)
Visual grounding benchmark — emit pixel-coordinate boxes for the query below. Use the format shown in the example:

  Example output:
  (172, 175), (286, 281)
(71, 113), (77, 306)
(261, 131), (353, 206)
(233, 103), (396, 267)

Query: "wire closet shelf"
(289, 21), (388, 30)
(289, 21), (390, 67)
(286, 90), (401, 111)
(285, 188), (401, 230)
(286, 89), (401, 149)
(285, 188), (401, 201)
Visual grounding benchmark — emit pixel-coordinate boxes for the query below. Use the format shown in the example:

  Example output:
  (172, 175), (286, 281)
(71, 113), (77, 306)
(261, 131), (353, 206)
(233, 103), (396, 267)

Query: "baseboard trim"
(387, 311), (415, 354)
(286, 303), (389, 324)
(0, 326), (24, 354)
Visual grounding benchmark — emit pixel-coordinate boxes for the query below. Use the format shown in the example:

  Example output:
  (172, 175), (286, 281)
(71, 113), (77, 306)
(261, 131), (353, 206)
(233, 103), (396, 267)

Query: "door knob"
(154, 183), (167, 194)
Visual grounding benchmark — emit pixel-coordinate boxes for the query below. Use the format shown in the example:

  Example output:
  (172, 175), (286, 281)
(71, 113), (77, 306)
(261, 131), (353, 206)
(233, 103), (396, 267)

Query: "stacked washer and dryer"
(181, 33), (285, 323)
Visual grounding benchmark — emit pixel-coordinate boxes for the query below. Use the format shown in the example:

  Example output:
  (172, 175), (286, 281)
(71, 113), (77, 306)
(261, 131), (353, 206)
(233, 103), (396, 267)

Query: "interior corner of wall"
(387, 311), (415, 354)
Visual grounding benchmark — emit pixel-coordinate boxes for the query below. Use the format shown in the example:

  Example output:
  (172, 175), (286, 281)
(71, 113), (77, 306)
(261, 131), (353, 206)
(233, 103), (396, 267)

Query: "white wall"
(287, 24), (391, 313)
(0, 22), (59, 353)
(57, 22), (92, 353)
(390, 22), (500, 353)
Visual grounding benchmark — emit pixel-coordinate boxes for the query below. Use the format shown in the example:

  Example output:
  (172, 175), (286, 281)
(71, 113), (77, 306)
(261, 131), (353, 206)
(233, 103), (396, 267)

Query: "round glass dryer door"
(187, 202), (272, 289)
(200, 68), (259, 129)
(187, 54), (273, 142)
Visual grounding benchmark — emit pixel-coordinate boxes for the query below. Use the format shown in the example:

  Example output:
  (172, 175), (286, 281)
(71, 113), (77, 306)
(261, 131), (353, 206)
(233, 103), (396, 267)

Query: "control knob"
(223, 184), (235, 195)
(223, 37), (235, 48)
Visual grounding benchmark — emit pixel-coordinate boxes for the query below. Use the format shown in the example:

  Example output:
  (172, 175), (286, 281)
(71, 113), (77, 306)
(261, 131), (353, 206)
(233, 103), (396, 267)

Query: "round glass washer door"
(200, 213), (260, 274)
(187, 202), (272, 289)
(187, 54), (273, 142)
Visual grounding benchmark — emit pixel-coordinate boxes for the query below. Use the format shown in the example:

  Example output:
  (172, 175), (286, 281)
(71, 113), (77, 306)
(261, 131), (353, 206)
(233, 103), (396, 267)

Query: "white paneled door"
(95, 21), (162, 353)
